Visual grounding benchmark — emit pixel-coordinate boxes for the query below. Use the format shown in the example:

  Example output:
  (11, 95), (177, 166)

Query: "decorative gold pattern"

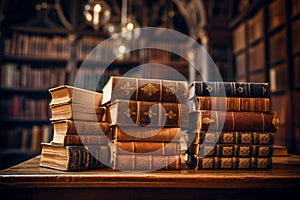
(125, 108), (136, 117)
(206, 85), (213, 93)
(258, 147), (270, 156)
(239, 146), (250, 156)
(237, 86), (244, 93)
(241, 133), (252, 143)
(223, 133), (234, 143)
(141, 83), (159, 96)
(165, 87), (175, 95)
(120, 82), (135, 95)
(202, 158), (213, 168)
(221, 158), (232, 168)
(259, 134), (270, 144)
(144, 108), (157, 118)
(202, 117), (215, 125)
(222, 147), (233, 156)
(272, 113), (280, 131)
(165, 110), (177, 119)
(239, 158), (250, 168)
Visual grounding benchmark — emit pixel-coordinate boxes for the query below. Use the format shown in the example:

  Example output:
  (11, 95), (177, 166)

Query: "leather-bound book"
(102, 76), (188, 105)
(51, 135), (109, 146)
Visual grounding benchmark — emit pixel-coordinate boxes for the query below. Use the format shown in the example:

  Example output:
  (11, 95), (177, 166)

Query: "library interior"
(0, 0), (300, 199)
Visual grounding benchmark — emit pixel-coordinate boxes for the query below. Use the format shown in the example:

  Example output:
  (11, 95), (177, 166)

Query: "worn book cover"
(39, 143), (110, 171)
(49, 85), (103, 107)
(190, 96), (270, 112)
(187, 144), (273, 157)
(189, 81), (270, 99)
(187, 155), (272, 169)
(52, 120), (111, 135)
(189, 110), (279, 132)
(102, 76), (188, 105)
(109, 126), (182, 142)
(187, 131), (275, 145)
(51, 135), (109, 146)
(108, 100), (189, 127)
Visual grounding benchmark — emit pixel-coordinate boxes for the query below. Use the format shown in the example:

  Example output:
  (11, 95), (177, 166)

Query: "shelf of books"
(231, 0), (299, 154)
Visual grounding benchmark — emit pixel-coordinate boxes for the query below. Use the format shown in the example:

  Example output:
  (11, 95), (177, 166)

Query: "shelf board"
(3, 55), (68, 63)
(0, 117), (50, 124)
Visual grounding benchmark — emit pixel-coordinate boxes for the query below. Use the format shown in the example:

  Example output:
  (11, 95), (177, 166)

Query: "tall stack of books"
(101, 76), (189, 171)
(186, 81), (280, 169)
(39, 85), (111, 171)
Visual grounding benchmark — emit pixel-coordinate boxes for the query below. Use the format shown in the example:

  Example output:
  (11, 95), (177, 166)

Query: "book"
(102, 76), (188, 105)
(272, 145), (288, 156)
(52, 120), (111, 135)
(39, 143), (110, 171)
(187, 144), (273, 157)
(187, 131), (275, 145)
(108, 100), (189, 127)
(109, 126), (182, 142)
(187, 155), (272, 169)
(189, 110), (279, 132)
(110, 141), (181, 155)
(189, 81), (270, 99)
(191, 96), (270, 112)
(112, 154), (181, 170)
(49, 85), (103, 107)
(50, 102), (106, 122)
(51, 135), (109, 146)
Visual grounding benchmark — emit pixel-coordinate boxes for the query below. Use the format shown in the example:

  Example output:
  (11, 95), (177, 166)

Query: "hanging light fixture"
(83, 0), (111, 31)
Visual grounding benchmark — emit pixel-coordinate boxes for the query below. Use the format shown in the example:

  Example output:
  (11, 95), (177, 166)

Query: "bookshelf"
(230, 0), (299, 154)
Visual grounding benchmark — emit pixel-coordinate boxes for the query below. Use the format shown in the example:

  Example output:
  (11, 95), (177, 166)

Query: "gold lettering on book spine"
(141, 83), (159, 97)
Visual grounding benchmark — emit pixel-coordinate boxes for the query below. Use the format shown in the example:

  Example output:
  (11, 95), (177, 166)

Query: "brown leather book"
(191, 96), (270, 112)
(102, 76), (188, 105)
(112, 154), (181, 171)
(187, 155), (272, 170)
(51, 135), (109, 146)
(49, 85), (103, 107)
(187, 131), (275, 145)
(110, 141), (181, 155)
(189, 110), (279, 132)
(50, 102), (106, 122)
(52, 120), (111, 135)
(187, 144), (273, 157)
(39, 143), (110, 171)
(108, 100), (189, 127)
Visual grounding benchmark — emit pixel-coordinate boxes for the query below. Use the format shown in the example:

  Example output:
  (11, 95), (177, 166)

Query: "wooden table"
(1, 155), (300, 200)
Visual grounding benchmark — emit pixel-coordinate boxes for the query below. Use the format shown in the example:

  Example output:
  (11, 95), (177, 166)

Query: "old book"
(39, 143), (110, 171)
(102, 76), (188, 105)
(51, 135), (109, 146)
(49, 85), (103, 107)
(187, 144), (273, 157)
(50, 102), (106, 122)
(191, 96), (270, 112)
(112, 154), (181, 170)
(110, 126), (182, 142)
(108, 100), (189, 127)
(187, 155), (272, 170)
(272, 145), (288, 156)
(187, 131), (275, 145)
(110, 141), (181, 155)
(189, 110), (279, 132)
(52, 120), (111, 135)
(189, 81), (270, 99)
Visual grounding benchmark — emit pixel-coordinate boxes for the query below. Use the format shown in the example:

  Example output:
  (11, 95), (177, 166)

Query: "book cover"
(110, 126), (182, 142)
(189, 110), (279, 132)
(49, 85), (103, 107)
(187, 155), (272, 169)
(39, 143), (110, 171)
(187, 131), (275, 145)
(102, 76), (188, 105)
(108, 100), (189, 127)
(189, 81), (270, 99)
(187, 144), (273, 157)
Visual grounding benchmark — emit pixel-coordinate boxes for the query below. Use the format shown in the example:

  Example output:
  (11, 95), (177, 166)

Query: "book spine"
(110, 126), (182, 142)
(189, 82), (270, 98)
(109, 100), (189, 127)
(51, 135), (109, 146)
(68, 145), (110, 171)
(187, 131), (275, 145)
(187, 155), (272, 169)
(192, 96), (270, 112)
(112, 154), (181, 170)
(188, 144), (273, 157)
(64, 120), (111, 135)
(189, 111), (279, 132)
(104, 76), (188, 104)
(111, 141), (181, 155)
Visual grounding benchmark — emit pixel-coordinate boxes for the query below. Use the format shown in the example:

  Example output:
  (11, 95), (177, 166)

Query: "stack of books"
(39, 85), (111, 171)
(186, 81), (280, 169)
(102, 76), (189, 171)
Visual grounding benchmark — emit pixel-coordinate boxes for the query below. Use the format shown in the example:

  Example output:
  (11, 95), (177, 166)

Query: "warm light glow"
(119, 45), (126, 53)
(94, 3), (102, 12)
(126, 22), (134, 30)
(84, 11), (92, 22)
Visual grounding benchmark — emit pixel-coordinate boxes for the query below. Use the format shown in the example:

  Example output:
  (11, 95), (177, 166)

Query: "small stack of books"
(39, 85), (111, 171)
(186, 81), (280, 169)
(102, 76), (189, 171)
